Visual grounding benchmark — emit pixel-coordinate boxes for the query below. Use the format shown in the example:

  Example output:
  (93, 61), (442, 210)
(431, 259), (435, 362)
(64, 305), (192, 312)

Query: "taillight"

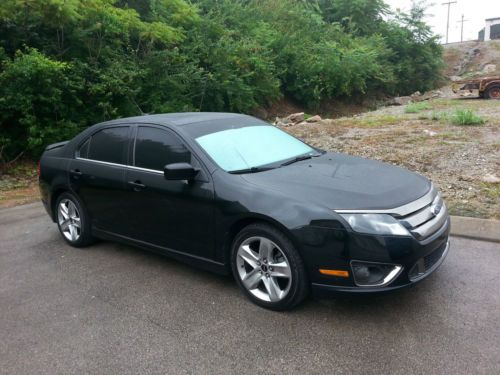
(37, 161), (41, 177)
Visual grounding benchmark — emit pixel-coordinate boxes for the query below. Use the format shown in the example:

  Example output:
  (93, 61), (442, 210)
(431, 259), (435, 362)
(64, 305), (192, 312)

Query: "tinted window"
(135, 127), (191, 171)
(88, 127), (129, 164)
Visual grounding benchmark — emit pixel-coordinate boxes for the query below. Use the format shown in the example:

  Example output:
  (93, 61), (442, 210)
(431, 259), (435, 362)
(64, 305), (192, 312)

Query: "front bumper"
(311, 239), (449, 296)
(294, 213), (450, 295)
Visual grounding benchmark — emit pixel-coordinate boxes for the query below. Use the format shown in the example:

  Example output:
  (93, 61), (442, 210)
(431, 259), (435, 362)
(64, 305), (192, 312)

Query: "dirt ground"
(0, 162), (39, 208)
(282, 94), (499, 219)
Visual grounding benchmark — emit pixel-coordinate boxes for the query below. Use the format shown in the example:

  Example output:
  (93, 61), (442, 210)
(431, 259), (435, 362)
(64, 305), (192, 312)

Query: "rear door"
(69, 125), (132, 234)
(122, 125), (215, 258)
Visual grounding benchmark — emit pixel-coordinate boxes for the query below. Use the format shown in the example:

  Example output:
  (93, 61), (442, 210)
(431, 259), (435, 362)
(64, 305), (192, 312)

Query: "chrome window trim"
(75, 157), (164, 175)
(334, 184), (437, 217)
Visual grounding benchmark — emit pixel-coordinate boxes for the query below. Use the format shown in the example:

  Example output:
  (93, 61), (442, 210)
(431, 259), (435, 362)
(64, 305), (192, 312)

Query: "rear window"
(84, 127), (129, 164)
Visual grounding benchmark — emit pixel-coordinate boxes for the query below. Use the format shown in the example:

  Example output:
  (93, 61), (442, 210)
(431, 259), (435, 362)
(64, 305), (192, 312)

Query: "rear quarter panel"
(39, 149), (71, 221)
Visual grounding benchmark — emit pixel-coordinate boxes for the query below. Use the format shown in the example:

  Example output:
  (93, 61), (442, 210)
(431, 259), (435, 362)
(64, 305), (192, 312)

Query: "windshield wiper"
(280, 153), (318, 167)
(228, 166), (276, 174)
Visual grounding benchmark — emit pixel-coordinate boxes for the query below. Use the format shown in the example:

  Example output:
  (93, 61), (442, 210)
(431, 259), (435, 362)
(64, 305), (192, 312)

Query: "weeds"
(431, 111), (449, 121)
(450, 109), (485, 126)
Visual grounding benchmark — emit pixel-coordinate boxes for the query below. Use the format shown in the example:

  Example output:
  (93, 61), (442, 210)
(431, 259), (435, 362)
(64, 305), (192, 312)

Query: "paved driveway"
(1, 203), (499, 374)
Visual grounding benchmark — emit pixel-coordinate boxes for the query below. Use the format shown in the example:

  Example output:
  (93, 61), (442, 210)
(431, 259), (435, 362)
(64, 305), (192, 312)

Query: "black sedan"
(39, 113), (450, 310)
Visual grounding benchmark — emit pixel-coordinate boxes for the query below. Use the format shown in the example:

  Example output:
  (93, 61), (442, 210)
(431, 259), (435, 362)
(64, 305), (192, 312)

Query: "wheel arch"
(50, 187), (70, 222)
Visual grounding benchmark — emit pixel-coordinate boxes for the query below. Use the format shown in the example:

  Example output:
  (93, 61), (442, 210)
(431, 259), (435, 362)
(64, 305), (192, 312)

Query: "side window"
(87, 127), (129, 164)
(77, 138), (90, 158)
(134, 127), (191, 171)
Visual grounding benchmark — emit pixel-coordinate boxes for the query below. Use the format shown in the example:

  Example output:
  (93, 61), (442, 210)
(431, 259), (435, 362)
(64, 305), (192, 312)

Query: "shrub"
(450, 109), (485, 126)
(0, 49), (83, 160)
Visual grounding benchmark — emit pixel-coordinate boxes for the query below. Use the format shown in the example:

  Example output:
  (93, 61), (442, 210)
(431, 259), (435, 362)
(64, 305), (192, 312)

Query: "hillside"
(443, 40), (500, 79)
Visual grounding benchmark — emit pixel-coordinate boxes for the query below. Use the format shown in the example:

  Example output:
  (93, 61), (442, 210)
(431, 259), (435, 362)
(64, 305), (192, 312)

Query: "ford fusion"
(39, 113), (450, 310)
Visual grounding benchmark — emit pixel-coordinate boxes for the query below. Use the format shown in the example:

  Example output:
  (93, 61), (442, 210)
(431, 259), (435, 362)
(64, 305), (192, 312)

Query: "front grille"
(408, 241), (449, 281)
(396, 193), (448, 241)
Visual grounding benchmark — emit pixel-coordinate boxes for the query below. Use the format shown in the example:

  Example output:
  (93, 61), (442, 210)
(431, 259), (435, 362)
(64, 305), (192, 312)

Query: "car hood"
(241, 153), (431, 211)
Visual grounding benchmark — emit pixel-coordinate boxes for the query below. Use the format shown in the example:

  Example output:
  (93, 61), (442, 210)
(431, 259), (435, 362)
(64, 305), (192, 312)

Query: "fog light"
(351, 261), (403, 287)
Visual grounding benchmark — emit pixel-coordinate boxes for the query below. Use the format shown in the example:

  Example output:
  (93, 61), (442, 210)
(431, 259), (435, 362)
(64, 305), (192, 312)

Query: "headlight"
(339, 213), (410, 236)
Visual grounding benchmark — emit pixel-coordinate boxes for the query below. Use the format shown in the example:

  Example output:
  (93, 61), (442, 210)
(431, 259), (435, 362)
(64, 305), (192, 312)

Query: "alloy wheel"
(236, 236), (292, 302)
(57, 199), (81, 242)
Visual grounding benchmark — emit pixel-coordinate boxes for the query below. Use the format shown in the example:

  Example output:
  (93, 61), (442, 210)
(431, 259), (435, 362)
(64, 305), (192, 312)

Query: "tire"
(485, 84), (500, 100)
(231, 223), (309, 311)
(55, 192), (94, 247)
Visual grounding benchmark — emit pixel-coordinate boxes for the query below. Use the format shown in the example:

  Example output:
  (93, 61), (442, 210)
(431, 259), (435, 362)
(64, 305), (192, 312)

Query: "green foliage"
(405, 102), (432, 113)
(0, 0), (444, 160)
(0, 48), (82, 158)
(316, 0), (389, 35)
(450, 109), (485, 126)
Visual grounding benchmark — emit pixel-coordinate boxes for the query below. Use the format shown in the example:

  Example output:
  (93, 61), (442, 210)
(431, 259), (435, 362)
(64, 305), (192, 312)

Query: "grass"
(431, 111), (449, 122)
(405, 102), (432, 113)
(334, 114), (400, 128)
(450, 109), (485, 126)
(482, 182), (500, 200)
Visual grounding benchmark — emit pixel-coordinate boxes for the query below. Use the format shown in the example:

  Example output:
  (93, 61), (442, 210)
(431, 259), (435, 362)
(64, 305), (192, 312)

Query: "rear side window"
(86, 127), (129, 164)
(134, 127), (191, 171)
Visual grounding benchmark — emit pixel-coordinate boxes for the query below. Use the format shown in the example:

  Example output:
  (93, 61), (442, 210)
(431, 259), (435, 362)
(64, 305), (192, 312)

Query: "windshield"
(195, 125), (317, 172)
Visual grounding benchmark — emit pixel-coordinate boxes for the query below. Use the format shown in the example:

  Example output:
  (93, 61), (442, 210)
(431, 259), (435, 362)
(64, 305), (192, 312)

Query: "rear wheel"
(485, 84), (500, 99)
(231, 223), (309, 310)
(56, 192), (93, 247)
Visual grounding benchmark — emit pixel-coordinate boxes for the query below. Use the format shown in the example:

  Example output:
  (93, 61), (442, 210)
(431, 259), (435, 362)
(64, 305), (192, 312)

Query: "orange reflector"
(319, 269), (349, 277)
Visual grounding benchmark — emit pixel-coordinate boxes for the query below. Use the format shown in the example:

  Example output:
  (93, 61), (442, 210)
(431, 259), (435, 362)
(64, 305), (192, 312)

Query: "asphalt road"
(1, 203), (499, 375)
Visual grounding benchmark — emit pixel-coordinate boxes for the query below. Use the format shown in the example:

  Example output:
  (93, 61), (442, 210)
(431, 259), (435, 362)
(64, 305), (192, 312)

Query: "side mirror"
(164, 162), (199, 181)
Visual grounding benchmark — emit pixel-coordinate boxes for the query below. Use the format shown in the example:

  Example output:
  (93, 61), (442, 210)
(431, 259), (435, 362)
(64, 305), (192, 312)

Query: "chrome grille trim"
(399, 205), (436, 228)
(398, 193), (448, 240)
(409, 204), (448, 240)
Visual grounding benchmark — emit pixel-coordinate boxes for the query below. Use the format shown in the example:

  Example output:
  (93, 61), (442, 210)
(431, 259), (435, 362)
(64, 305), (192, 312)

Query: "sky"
(384, 0), (500, 43)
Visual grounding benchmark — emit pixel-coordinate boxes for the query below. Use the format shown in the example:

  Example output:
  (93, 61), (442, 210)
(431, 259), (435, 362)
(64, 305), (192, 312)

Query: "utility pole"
(442, 1), (457, 44)
(457, 14), (469, 42)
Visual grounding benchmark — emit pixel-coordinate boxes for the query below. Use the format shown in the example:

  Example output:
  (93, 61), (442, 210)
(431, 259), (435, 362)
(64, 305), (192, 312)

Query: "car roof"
(98, 112), (256, 127)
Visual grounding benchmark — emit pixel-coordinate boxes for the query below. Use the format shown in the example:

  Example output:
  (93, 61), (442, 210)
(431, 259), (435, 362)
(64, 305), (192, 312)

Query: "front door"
(123, 125), (215, 259)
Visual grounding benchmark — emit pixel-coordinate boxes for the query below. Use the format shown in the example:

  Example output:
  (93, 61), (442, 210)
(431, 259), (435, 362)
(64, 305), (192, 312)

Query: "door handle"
(128, 180), (146, 191)
(70, 169), (83, 178)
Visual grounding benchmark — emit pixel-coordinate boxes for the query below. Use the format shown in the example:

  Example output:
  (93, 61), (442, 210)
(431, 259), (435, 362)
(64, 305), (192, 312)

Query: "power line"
(442, 1), (457, 44)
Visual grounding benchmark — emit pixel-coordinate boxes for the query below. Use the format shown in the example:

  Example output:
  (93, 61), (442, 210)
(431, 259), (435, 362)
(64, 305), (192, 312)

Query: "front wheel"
(231, 223), (309, 310)
(56, 192), (94, 247)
